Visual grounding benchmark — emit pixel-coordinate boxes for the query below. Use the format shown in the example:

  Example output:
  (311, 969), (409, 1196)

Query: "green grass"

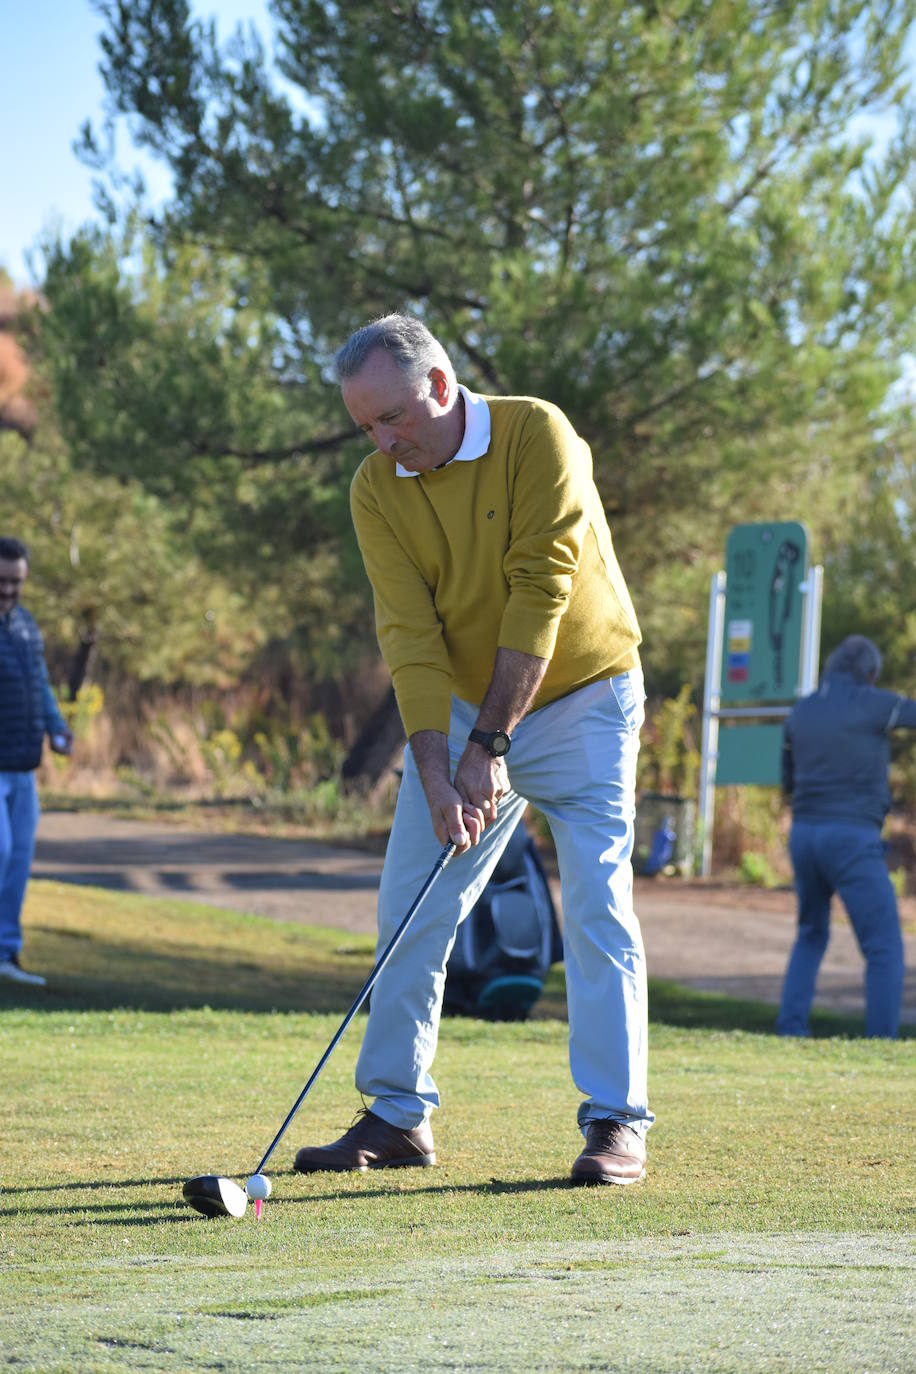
(0, 881), (913, 1373)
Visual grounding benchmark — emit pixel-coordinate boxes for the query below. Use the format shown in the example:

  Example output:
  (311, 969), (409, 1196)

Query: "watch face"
(470, 728), (511, 757)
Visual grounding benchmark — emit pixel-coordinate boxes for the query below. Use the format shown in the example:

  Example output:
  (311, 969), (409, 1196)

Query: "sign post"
(697, 522), (822, 876)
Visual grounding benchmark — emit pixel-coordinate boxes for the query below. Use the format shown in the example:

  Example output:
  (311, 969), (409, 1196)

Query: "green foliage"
(637, 684), (700, 798)
(58, 682), (104, 737)
(0, 431), (267, 688)
(817, 413), (916, 703)
(27, 0), (916, 696)
(738, 849), (780, 888)
(714, 784), (791, 882)
(113, 764), (161, 800)
(30, 228), (373, 676)
(191, 700), (344, 793)
(253, 713), (340, 792)
(46, 684), (106, 777)
(199, 726), (255, 797)
(143, 699), (350, 807)
(188, 715), (346, 801)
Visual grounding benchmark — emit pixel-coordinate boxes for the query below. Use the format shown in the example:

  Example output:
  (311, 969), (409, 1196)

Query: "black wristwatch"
(468, 728), (512, 758)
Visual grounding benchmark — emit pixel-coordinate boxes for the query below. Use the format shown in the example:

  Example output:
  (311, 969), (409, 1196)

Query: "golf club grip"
(254, 841), (457, 1174)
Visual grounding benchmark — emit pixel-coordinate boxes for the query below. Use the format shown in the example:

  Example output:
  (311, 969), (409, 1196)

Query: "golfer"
(778, 634), (916, 1038)
(295, 314), (652, 1184)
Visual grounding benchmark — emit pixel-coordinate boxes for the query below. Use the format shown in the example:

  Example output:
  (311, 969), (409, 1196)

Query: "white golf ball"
(245, 1173), (272, 1201)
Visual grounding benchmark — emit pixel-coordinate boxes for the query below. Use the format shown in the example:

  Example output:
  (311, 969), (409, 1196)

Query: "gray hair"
(334, 314), (456, 389)
(824, 634), (882, 684)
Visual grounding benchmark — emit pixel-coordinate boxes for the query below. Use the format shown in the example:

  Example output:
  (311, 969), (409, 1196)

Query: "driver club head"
(182, 1174), (248, 1219)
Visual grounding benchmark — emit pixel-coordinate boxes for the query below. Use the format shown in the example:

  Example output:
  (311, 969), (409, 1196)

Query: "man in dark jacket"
(778, 634), (916, 1037)
(0, 537), (71, 987)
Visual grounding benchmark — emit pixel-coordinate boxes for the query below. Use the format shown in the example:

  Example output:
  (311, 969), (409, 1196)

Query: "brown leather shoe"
(293, 1109), (435, 1173)
(571, 1120), (647, 1185)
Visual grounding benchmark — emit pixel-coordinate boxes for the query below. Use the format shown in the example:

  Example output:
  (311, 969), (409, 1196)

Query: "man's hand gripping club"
(410, 730), (490, 853)
(409, 649), (549, 852)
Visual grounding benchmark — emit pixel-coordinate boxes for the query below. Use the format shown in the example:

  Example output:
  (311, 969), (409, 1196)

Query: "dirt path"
(32, 810), (916, 1024)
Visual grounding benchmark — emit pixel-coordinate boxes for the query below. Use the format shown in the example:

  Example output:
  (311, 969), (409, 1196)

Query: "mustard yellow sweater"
(350, 394), (641, 736)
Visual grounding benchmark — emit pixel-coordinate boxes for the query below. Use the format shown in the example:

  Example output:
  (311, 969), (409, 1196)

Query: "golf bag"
(443, 821), (563, 1020)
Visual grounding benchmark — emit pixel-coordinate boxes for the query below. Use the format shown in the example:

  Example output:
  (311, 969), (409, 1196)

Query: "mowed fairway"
(0, 882), (913, 1373)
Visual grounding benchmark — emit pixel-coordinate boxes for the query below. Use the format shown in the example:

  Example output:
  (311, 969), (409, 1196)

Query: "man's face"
(0, 558), (27, 615)
(341, 349), (459, 473)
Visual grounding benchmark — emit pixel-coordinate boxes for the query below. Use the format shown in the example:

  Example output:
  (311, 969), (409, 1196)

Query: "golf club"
(182, 839), (457, 1218)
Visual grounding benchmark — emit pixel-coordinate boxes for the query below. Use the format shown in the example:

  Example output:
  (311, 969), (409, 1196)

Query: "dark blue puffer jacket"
(0, 606), (65, 772)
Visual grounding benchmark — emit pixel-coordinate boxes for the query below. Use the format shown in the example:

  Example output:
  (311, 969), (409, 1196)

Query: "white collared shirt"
(395, 384), (491, 477)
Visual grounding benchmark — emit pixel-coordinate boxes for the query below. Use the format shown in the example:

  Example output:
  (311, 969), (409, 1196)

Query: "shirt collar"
(395, 385), (491, 478)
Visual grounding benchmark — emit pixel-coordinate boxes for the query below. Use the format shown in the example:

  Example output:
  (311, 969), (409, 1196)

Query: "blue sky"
(1, 0), (272, 287)
(1, 3), (912, 289)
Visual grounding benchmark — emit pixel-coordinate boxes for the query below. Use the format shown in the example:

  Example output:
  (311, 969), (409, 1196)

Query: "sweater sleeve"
(350, 470), (454, 736)
(498, 404), (592, 660)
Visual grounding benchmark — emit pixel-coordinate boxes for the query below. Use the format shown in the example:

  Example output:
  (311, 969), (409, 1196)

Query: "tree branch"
(191, 427), (356, 463)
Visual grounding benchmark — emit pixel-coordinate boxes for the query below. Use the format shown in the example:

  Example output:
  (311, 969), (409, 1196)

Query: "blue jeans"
(355, 670), (654, 1138)
(0, 772), (40, 963)
(778, 820), (904, 1038)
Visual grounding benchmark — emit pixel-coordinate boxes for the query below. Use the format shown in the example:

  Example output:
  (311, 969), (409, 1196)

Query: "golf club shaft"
(254, 840), (457, 1174)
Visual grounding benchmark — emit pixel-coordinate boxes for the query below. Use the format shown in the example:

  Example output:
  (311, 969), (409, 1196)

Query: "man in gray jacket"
(0, 537), (71, 987)
(779, 634), (916, 1037)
